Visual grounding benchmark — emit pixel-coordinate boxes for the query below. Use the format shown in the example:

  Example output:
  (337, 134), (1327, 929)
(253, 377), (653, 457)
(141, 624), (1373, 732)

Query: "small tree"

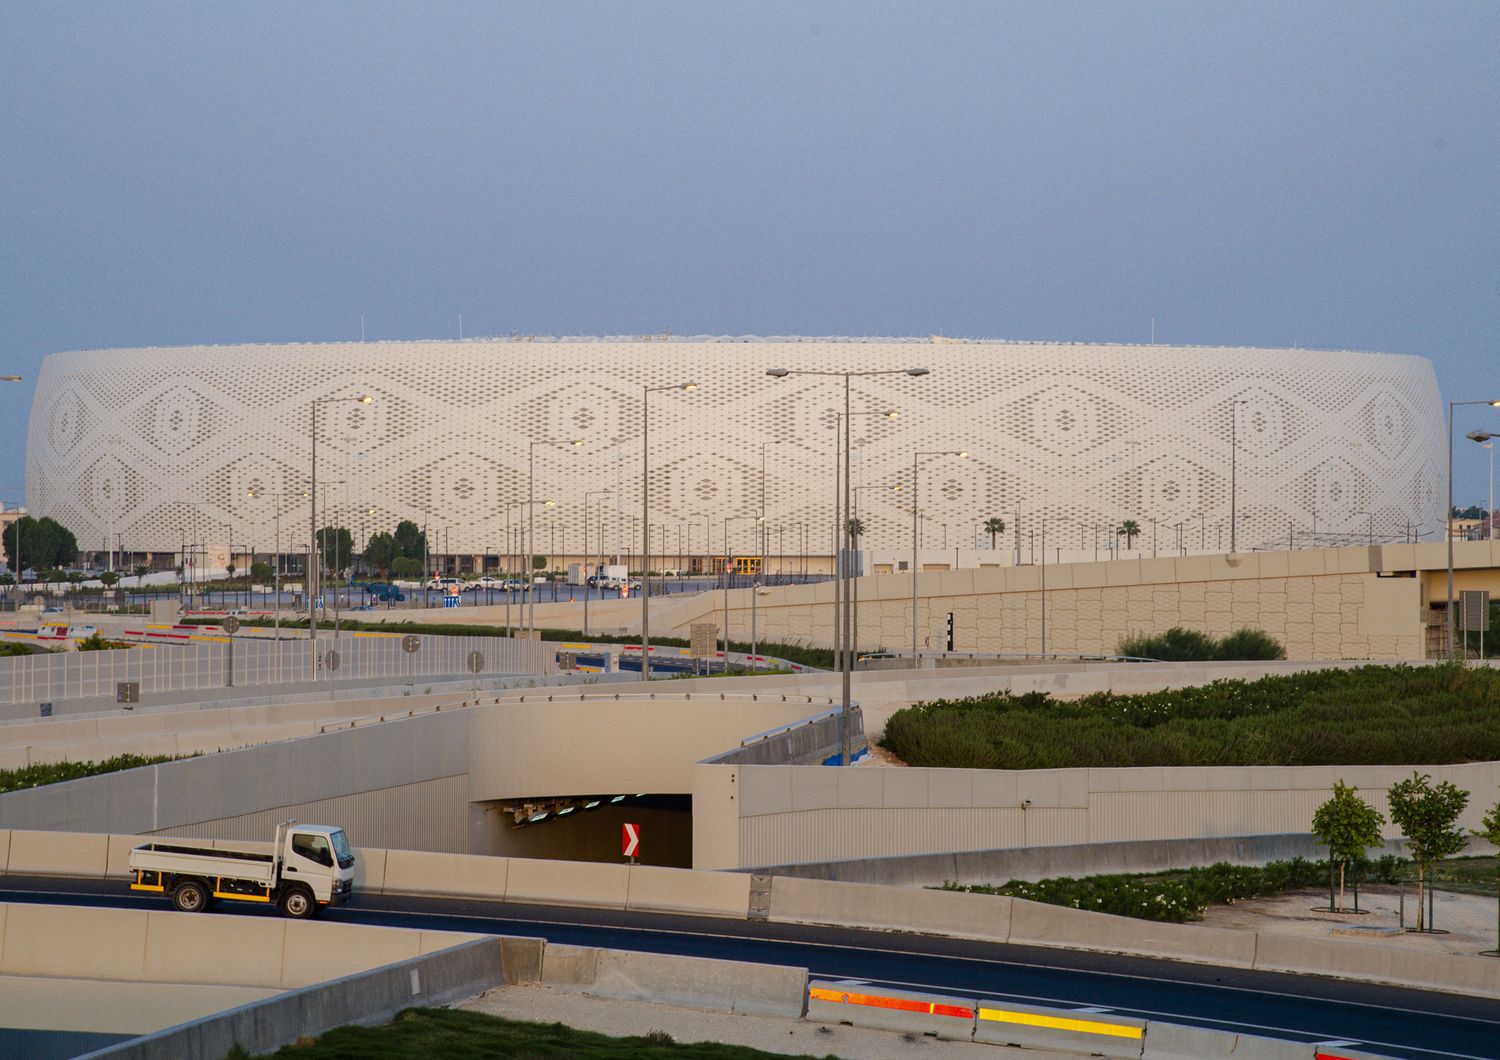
(1116, 520), (1141, 549)
(132, 564), (148, 580)
(531, 554), (547, 571)
(1475, 803), (1500, 953)
(390, 556), (422, 579)
(1312, 780), (1385, 912)
(99, 571), (119, 589)
(1387, 771), (1470, 931)
(364, 531), (398, 579)
(250, 560), (273, 583)
(983, 517), (1006, 548)
(226, 562), (237, 581)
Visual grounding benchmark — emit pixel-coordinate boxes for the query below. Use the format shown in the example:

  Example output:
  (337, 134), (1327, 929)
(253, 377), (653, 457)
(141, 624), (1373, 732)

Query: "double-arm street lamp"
(909, 449), (967, 656)
(641, 382), (698, 680)
(247, 488), (308, 641)
(529, 439), (582, 637)
(583, 490), (613, 637)
(1447, 399), (1500, 656)
(766, 365), (930, 767)
(310, 394), (373, 678)
(723, 514), (762, 661)
(1468, 431), (1498, 544)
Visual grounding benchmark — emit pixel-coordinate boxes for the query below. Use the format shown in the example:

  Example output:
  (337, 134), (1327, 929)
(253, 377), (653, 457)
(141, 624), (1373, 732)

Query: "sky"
(2, 2), (1498, 504)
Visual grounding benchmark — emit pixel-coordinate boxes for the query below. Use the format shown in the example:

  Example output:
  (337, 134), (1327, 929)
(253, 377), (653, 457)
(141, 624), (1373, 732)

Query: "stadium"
(24, 337), (1444, 572)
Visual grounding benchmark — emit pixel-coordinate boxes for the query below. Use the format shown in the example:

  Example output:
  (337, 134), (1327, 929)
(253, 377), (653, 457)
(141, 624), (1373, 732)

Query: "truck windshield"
(330, 829), (355, 869)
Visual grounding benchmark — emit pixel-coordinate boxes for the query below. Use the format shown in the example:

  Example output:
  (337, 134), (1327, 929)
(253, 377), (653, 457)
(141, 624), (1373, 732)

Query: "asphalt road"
(3, 878), (1497, 1059)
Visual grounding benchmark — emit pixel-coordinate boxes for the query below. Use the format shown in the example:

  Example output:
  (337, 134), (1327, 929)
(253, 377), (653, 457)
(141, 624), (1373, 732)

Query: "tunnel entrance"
(470, 794), (692, 867)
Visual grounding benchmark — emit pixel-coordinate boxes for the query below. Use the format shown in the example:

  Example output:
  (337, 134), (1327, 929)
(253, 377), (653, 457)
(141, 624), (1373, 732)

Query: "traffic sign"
(222, 615), (240, 635)
(402, 634), (421, 654)
(622, 822), (640, 859)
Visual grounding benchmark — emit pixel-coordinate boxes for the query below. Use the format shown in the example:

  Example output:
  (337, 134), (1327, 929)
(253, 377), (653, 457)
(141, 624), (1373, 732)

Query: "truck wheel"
(278, 885), (316, 919)
(171, 879), (208, 913)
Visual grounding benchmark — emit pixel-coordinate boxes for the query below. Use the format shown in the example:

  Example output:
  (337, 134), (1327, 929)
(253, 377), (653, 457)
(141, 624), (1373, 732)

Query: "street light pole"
(584, 490), (613, 637)
(309, 395), (372, 678)
(911, 449), (967, 657)
(641, 383), (698, 681)
(530, 439), (582, 638)
(1448, 400), (1500, 656)
(766, 365), (929, 767)
(1229, 399), (1247, 553)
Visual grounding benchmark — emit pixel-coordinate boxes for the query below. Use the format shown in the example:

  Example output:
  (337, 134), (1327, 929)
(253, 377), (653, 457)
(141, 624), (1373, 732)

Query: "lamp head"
(765, 368), (790, 378)
(1490, 400), (1500, 407)
(906, 367), (930, 377)
(957, 450), (969, 458)
(1467, 430), (1496, 443)
(883, 410), (899, 419)
(570, 439), (583, 447)
(357, 394), (374, 404)
(682, 382), (699, 391)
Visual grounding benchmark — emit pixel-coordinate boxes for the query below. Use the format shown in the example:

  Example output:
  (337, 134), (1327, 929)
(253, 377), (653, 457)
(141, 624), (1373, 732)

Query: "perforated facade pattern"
(25, 338), (1444, 557)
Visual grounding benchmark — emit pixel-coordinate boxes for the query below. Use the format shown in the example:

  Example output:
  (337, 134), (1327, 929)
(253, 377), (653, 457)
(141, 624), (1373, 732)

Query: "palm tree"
(1116, 520), (1142, 549)
(846, 517), (866, 539)
(983, 516), (1006, 548)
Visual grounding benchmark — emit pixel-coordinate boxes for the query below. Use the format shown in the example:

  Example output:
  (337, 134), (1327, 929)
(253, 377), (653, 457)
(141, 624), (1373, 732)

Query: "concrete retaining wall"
(746, 833), (1406, 887)
(697, 759), (1500, 870)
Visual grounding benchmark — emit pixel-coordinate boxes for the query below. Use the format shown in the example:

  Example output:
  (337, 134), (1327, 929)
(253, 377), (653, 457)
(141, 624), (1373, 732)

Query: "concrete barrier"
(806, 978), (977, 1040)
(625, 864), (751, 918)
(141, 911), (288, 989)
(974, 998), (1145, 1056)
(504, 856), (630, 908)
(4, 828), (110, 878)
(1008, 897), (1258, 969)
(540, 942), (807, 1017)
(767, 875), (1013, 941)
(1, 902), (149, 980)
(382, 849), (508, 900)
(1142, 1021), (1312, 1059)
(1253, 932), (1500, 1000)
(90, 937), (506, 1060)
(591, 948), (805, 1016)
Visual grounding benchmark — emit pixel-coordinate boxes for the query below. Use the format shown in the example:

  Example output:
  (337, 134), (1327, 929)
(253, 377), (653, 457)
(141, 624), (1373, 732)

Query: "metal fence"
(0, 632), (556, 707)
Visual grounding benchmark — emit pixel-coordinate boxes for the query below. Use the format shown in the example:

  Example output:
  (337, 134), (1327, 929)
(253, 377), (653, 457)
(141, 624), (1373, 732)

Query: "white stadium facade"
(25, 337), (1445, 573)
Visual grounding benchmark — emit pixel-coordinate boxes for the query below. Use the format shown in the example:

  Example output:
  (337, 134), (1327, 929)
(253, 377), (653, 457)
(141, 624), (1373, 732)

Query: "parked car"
(424, 576), (463, 591)
(362, 582), (406, 602)
(466, 575), (503, 591)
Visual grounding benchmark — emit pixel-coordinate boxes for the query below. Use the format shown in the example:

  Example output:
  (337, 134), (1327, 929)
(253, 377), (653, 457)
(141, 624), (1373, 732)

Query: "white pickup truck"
(128, 821), (356, 919)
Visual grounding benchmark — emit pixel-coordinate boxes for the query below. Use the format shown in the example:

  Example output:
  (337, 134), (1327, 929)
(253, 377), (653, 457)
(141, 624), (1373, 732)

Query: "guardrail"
(0, 631), (556, 707)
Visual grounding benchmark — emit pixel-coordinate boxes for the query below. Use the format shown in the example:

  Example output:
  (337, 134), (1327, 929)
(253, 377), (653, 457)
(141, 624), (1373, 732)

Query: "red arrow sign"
(622, 822), (640, 858)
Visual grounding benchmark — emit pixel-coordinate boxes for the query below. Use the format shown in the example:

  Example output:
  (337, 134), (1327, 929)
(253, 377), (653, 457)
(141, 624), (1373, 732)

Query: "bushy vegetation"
(243, 1007), (837, 1059)
(0, 642), (38, 657)
(882, 663), (1500, 769)
(1118, 625), (1285, 661)
(75, 631), (130, 651)
(0, 752), (184, 794)
(940, 857), (1400, 924)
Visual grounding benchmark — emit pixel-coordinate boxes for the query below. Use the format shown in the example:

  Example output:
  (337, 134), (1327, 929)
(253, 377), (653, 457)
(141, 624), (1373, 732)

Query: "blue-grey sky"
(3, 2), (1497, 505)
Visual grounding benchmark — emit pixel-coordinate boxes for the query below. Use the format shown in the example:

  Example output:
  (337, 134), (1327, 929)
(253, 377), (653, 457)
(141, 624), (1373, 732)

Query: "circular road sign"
(467, 650), (484, 674)
(324, 649), (341, 672)
(222, 616), (240, 635)
(402, 634), (421, 654)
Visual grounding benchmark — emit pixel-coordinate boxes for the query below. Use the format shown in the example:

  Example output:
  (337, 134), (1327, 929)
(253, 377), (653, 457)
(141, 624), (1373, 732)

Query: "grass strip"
(238, 1007), (836, 1059)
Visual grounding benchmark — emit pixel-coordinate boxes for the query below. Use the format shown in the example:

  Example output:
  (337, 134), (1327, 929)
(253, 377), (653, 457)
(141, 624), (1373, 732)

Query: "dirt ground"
(1198, 884), (1500, 955)
(462, 983), (1072, 1059)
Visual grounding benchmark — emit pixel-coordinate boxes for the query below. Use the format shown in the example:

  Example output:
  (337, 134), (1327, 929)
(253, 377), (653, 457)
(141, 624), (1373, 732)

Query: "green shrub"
(883, 663), (1500, 769)
(1118, 625), (1284, 661)
(76, 631), (129, 651)
(941, 857), (1333, 923)
(0, 753), (184, 794)
(1215, 627), (1286, 660)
